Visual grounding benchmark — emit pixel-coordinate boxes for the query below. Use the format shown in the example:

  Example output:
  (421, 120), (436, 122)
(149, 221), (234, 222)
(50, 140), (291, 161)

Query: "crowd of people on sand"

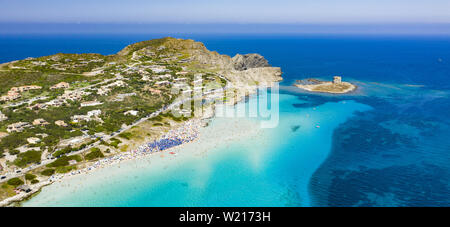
(48, 119), (202, 183)
(1, 119), (204, 206)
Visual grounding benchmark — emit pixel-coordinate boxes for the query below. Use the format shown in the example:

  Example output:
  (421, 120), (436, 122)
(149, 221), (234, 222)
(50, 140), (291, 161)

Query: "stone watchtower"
(333, 76), (342, 84)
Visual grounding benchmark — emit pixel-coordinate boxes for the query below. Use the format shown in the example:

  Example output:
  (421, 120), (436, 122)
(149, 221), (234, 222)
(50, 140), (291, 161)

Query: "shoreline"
(2, 118), (204, 207)
(21, 94), (373, 207)
(1, 85), (268, 207)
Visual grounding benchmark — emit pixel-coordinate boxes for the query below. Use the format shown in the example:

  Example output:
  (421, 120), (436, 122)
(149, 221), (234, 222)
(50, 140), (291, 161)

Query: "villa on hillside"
(0, 87), (33, 101)
(27, 137), (41, 144)
(175, 72), (189, 76)
(113, 93), (136, 101)
(81, 101), (103, 107)
(155, 81), (170, 86)
(71, 110), (102, 123)
(55, 120), (68, 127)
(7, 122), (32, 133)
(10, 85), (42, 93)
(124, 110), (139, 116)
(0, 111), (8, 121)
(97, 80), (127, 96)
(158, 74), (172, 79)
(0, 85), (43, 101)
(87, 110), (101, 117)
(146, 88), (162, 95)
(60, 90), (91, 102)
(71, 115), (91, 123)
(33, 118), (49, 126)
(50, 82), (70, 90)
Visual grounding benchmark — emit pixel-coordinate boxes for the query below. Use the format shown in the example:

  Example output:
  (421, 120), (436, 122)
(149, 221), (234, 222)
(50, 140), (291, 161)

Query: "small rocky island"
(294, 76), (356, 94)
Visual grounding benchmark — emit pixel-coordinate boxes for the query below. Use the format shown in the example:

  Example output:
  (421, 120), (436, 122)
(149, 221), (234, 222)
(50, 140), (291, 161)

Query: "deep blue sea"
(2, 34), (450, 206)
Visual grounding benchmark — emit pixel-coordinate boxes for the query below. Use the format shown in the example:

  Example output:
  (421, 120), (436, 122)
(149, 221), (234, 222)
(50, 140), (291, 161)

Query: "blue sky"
(1, 0), (449, 23)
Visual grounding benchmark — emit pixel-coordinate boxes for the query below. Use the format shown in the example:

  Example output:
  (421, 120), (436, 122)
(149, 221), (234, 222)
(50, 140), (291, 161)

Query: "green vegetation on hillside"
(0, 37), (228, 172)
(7, 177), (24, 187)
(85, 148), (104, 161)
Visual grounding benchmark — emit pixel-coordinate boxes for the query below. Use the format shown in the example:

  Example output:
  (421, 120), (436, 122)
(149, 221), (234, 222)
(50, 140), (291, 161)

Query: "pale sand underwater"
(24, 93), (371, 207)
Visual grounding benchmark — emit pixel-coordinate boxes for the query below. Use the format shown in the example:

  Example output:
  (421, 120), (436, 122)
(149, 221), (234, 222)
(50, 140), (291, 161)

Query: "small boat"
(316, 125), (321, 128)
(170, 152), (176, 155)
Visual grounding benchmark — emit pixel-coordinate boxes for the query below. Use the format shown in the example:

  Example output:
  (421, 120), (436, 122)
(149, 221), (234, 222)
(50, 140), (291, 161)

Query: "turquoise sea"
(1, 34), (449, 206)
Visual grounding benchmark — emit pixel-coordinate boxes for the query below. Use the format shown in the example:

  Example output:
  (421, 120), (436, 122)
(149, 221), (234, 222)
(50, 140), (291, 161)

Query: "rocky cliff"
(232, 54), (271, 71)
(118, 37), (282, 88)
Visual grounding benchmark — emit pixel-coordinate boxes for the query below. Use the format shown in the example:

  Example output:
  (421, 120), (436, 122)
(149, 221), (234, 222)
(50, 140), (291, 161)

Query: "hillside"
(0, 37), (282, 204)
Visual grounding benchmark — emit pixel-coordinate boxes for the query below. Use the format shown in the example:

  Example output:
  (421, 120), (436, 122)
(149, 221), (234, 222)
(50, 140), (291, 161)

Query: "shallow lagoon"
(12, 35), (450, 206)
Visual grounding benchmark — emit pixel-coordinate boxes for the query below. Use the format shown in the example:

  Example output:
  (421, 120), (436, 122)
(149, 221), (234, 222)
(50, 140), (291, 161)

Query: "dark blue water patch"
(291, 125), (301, 132)
(289, 92), (347, 109)
(292, 103), (323, 108)
(315, 163), (450, 207)
(2, 34), (450, 206)
(309, 92), (450, 207)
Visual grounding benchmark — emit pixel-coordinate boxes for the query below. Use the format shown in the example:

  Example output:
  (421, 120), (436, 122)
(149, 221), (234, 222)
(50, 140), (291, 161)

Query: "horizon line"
(1, 23), (450, 35)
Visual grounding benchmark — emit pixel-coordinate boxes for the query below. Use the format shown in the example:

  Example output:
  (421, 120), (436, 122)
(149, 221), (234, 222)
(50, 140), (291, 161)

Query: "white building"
(142, 75), (151, 81)
(7, 122), (31, 133)
(55, 120), (68, 127)
(27, 137), (41, 144)
(87, 110), (102, 117)
(158, 74), (172, 79)
(50, 82), (70, 90)
(71, 115), (91, 123)
(155, 81), (170, 86)
(81, 101), (103, 107)
(0, 111), (7, 121)
(33, 118), (49, 126)
(124, 110), (139, 116)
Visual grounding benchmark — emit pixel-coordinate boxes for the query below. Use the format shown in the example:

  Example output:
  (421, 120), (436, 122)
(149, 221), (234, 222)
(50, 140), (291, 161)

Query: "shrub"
(47, 155), (82, 168)
(9, 150), (20, 155)
(41, 168), (55, 176)
(52, 146), (75, 158)
(7, 177), (24, 187)
(90, 147), (100, 153)
(14, 150), (41, 167)
(69, 155), (82, 162)
(118, 132), (132, 140)
(85, 148), (104, 161)
(100, 140), (109, 146)
(47, 156), (69, 167)
(109, 138), (122, 148)
(55, 166), (76, 174)
(31, 179), (39, 184)
(25, 173), (37, 181)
